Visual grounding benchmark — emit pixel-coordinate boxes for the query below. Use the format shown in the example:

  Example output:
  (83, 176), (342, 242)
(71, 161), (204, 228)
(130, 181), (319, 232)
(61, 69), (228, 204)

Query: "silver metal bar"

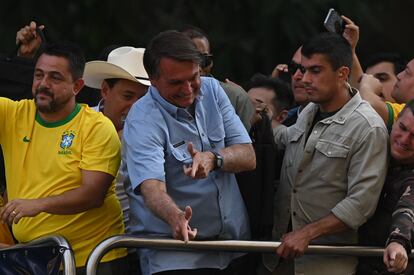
(86, 235), (393, 275)
(0, 234), (76, 275)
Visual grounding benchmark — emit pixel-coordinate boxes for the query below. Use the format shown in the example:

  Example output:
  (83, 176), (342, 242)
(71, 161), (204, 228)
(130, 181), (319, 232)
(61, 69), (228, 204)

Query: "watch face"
(216, 154), (223, 169)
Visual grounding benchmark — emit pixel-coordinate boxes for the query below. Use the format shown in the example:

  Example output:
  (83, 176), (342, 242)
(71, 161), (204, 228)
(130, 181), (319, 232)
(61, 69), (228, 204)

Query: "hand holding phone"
(324, 8), (345, 34)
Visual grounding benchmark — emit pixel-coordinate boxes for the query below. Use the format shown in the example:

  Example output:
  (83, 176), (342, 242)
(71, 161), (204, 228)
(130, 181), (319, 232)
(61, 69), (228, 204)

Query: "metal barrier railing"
(86, 234), (392, 275)
(0, 234), (76, 275)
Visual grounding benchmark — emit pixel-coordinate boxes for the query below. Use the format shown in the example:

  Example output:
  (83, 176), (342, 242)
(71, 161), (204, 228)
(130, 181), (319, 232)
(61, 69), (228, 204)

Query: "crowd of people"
(0, 12), (413, 275)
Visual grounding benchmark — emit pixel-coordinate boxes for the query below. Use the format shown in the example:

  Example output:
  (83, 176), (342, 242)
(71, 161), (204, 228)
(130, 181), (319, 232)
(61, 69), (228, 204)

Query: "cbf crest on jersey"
(59, 130), (76, 155)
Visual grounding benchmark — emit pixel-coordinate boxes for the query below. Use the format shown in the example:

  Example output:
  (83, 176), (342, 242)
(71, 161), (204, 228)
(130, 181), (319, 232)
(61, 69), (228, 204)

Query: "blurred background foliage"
(0, 0), (412, 87)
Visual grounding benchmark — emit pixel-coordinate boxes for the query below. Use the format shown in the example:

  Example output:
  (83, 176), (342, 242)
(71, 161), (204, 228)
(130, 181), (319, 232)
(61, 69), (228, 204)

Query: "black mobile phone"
(324, 8), (345, 34)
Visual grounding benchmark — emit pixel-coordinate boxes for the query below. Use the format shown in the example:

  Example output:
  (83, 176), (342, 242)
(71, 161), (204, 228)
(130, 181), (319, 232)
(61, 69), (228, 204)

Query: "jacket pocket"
(315, 139), (350, 158)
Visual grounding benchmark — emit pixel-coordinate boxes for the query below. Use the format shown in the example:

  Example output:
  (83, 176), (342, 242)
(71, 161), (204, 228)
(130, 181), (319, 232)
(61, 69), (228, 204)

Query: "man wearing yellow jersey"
(0, 42), (127, 274)
(359, 58), (414, 130)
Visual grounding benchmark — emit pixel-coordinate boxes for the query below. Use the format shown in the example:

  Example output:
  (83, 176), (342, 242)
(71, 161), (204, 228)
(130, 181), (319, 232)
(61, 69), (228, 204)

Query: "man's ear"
(73, 79), (84, 96)
(338, 66), (350, 81)
(275, 109), (289, 123)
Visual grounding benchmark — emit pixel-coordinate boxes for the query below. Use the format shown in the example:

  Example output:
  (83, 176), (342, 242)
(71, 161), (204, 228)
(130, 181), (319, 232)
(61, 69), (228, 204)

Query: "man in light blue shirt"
(123, 30), (256, 275)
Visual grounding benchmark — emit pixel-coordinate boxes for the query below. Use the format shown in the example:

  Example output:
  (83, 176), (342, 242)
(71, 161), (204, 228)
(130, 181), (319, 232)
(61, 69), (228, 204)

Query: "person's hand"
(0, 199), (43, 225)
(183, 142), (215, 179)
(341, 15), (359, 52)
(383, 242), (408, 274)
(276, 228), (312, 259)
(250, 100), (273, 126)
(359, 73), (384, 99)
(170, 206), (197, 242)
(271, 64), (288, 78)
(16, 21), (44, 58)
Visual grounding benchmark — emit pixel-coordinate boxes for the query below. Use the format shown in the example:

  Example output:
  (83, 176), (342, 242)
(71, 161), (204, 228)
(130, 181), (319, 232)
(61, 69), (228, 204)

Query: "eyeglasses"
(288, 60), (306, 75)
(200, 53), (213, 69)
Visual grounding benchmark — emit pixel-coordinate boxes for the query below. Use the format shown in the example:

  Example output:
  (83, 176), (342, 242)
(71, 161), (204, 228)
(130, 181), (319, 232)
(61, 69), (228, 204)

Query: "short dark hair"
(35, 41), (85, 81)
(143, 30), (202, 79)
(250, 73), (294, 113)
(302, 32), (352, 71)
(399, 99), (414, 118)
(363, 52), (406, 74)
(104, 78), (121, 88)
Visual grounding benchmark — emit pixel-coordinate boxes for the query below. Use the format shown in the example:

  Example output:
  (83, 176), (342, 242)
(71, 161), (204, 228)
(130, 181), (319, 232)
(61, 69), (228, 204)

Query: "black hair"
(399, 99), (414, 118)
(302, 32), (352, 71)
(250, 73), (294, 113)
(143, 30), (202, 79)
(363, 52), (407, 74)
(35, 41), (85, 81)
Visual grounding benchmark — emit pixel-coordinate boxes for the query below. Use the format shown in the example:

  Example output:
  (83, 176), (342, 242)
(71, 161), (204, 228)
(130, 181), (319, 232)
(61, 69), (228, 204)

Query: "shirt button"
(293, 212), (297, 216)
(313, 130), (318, 134)
(183, 153), (187, 158)
(298, 169), (303, 173)
(293, 189), (297, 193)
(201, 133), (205, 137)
(188, 116), (193, 121)
(328, 151), (332, 155)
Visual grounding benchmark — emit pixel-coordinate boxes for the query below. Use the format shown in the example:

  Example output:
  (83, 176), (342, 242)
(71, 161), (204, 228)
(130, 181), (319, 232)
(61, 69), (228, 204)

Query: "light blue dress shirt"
(123, 77), (251, 275)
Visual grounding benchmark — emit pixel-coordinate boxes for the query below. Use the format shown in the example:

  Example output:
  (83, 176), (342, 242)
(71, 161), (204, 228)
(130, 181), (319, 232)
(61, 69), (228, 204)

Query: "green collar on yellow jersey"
(36, 103), (81, 128)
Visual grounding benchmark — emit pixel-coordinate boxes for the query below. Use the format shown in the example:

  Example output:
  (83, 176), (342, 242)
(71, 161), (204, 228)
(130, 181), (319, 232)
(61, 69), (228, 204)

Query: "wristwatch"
(211, 151), (224, 170)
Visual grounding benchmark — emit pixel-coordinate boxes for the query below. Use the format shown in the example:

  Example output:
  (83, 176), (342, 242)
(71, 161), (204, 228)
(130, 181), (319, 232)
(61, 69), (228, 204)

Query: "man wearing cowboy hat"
(83, 46), (150, 132)
(83, 46), (150, 275)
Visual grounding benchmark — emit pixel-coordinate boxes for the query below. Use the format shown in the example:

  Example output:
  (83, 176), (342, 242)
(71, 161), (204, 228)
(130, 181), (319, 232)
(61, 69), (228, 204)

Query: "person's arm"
(16, 21), (44, 58)
(341, 15), (363, 88)
(359, 74), (390, 124)
(277, 213), (348, 258)
(183, 142), (255, 179)
(0, 170), (114, 224)
(140, 179), (197, 242)
(383, 180), (414, 272)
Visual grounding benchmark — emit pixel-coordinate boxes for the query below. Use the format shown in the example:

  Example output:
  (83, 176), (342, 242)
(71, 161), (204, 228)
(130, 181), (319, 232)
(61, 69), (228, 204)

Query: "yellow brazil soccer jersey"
(0, 98), (126, 267)
(385, 101), (405, 130)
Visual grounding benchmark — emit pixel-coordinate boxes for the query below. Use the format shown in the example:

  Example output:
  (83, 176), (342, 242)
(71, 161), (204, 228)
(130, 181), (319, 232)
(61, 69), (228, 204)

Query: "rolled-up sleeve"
(123, 109), (166, 193)
(331, 126), (389, 229)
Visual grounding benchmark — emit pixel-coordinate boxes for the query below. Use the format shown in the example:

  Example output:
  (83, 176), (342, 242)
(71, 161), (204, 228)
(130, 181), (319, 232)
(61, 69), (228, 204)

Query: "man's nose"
(399, 132), (411, 145)
(182, 81), (193, 94)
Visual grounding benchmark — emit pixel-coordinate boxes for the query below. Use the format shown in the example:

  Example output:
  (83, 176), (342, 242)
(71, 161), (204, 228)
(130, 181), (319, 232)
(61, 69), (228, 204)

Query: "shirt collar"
(306, 87), (361, 125)
(324, 87), (361, 125)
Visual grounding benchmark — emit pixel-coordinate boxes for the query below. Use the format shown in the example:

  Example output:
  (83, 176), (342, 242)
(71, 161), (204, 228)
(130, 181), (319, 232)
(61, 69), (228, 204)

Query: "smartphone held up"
(324, 8), (345, 34)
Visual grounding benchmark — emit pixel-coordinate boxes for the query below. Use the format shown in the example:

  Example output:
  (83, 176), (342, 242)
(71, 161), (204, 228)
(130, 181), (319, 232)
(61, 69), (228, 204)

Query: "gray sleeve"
(331, 126), (389, 229)
(272, 124), (288, 150)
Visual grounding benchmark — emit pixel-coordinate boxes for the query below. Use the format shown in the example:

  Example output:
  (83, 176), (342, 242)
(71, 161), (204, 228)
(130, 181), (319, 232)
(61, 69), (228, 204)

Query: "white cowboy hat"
(83, 46), (150, 89)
